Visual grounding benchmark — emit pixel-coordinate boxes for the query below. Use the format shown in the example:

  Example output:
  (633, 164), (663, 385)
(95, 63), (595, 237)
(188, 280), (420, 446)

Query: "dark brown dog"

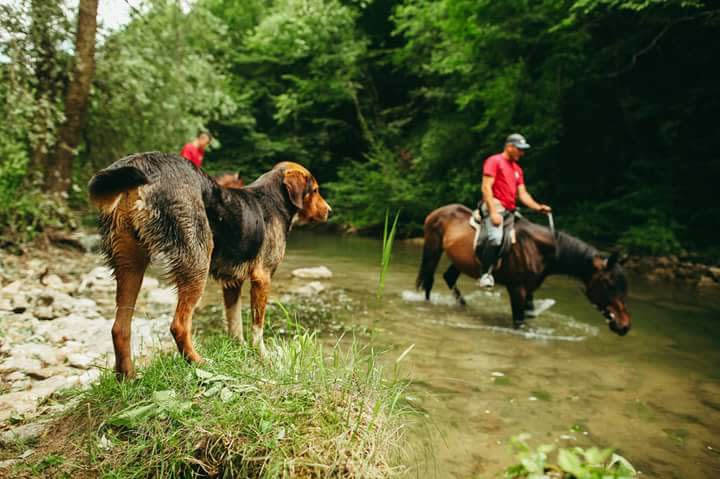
(88, 152), (330, 378)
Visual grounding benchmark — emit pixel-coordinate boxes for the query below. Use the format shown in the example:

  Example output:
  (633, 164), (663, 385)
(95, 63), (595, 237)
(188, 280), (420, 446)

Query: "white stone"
(78, 369), (101, 385)
(9, 343), (62, 366)
(147, 287), (177, 305)
(28, 376), (72, 401)
(291, 266), (333, 279)
(142, 276), (160, 289)
(5, 371), (25, 382)
(42, 274), (65, 289)
(72, 297), (98, 313)
(0, 422), (46, 446)
(34, 306), (57, 320)
(0, 356), (43, 374)
(77, 266), (115, 293)
(1, 280), (24, 295)
(67, 353), (95, 369)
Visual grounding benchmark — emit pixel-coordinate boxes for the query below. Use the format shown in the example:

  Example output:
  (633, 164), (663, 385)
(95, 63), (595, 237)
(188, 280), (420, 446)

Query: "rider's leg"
(479, 202), (504, 288)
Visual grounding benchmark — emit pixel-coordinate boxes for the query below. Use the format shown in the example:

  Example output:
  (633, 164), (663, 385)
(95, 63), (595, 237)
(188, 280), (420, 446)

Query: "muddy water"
(209, 231), (720, 478)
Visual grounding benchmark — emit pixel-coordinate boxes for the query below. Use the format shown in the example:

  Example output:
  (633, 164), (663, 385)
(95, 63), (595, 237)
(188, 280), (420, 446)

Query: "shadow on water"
(201, 230), (720, 478)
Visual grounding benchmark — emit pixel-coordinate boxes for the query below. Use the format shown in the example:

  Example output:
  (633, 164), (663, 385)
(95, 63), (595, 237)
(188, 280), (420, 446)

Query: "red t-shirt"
(181, 143), (204, 168)
(482, 153), (524, 211)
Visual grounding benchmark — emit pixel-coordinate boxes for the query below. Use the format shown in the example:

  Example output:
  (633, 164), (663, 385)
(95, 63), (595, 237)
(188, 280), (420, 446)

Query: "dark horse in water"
(416, 204), (631, 336)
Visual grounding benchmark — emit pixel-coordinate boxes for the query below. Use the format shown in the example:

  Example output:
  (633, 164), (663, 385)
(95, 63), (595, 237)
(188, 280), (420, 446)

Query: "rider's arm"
(482, 175), (498, 217)
(518, 185), (551, 213)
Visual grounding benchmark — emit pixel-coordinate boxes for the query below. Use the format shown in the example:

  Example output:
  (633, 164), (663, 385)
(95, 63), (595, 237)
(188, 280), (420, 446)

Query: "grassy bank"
(11, 332), (412, 478)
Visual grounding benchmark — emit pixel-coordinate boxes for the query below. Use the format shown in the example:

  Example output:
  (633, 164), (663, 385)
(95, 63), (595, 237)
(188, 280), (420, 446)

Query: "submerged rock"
(291, 266), (333, 279)
(292, 281), (326, 296)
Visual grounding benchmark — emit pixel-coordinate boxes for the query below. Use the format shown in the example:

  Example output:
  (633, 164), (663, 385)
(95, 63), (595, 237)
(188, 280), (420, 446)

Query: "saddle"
(469, 210), (517, 268)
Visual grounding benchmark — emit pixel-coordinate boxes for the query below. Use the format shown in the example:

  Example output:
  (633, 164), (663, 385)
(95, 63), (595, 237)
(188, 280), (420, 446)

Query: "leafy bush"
(0, 144), (74, 242)
(618, 219), (682, 256)
(505, 434), (637, 479)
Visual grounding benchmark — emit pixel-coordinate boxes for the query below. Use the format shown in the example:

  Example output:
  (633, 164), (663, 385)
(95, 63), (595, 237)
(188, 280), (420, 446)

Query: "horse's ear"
(606, 251), (620, 270)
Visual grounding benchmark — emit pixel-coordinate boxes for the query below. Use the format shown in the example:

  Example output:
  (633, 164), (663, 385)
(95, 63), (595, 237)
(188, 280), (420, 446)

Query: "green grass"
(16, 332), (413, 478)
(377, 209), (400, 300)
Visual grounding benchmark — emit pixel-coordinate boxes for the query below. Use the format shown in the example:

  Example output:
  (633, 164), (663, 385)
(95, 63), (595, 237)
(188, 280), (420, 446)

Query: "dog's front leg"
(250, 269), (270, 359)
(223, 282), (244, 342)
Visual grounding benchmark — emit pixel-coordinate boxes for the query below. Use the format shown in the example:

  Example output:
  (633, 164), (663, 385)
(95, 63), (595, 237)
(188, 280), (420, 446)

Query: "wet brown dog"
(88, 152), (330, 378)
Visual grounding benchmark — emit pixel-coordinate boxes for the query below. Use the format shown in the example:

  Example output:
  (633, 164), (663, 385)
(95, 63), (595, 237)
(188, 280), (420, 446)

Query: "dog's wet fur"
(89, 152), (330, 378)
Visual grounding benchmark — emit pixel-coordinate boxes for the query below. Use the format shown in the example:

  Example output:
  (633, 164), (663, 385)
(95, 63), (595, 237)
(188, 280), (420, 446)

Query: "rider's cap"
(505, 133), (531, 149)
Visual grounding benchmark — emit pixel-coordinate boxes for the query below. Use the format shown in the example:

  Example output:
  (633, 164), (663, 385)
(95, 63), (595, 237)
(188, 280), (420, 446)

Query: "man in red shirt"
(180, 131), (211, 168)
(478, 133), (552, 288)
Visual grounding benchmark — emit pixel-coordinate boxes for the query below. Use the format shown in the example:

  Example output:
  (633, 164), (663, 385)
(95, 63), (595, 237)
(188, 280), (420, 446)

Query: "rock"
(10, 294), (30, 314)
(41, 274), (64, 290)
(293, 281), (326, 296)
(1, 280), (24, 295)
(0, 391), (39, 423)
(656, 256), (672, 267)
(78, 369), (101, 385)
(67, 353), (95, 369)
(72, 297), (98, 315)
(9, 343), (62, 366)
(698, 276), (720, 288)
(78, 266), (115, 293)
(34, 306), (57, 320)
(0, 356), (43, 374)
(708, 267), (720, 282)
(142, 276), (160, 289)
(27, 376), (73, 401)
(5, 371), (25, 382)
(0, 459), (18, 469)
(147, 287), (177, 305)
(291, 266), (333, 279)
(0, 422), (46, 446)
(78, 233), (102, 253)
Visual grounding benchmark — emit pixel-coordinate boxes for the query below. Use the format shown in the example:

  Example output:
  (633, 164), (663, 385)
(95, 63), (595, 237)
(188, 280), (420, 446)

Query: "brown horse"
(416, 204), (631, 335)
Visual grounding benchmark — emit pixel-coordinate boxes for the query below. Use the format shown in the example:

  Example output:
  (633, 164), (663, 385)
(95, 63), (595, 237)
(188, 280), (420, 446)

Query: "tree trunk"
(29, 0), (63, 177)
(44, 0), (98, 195)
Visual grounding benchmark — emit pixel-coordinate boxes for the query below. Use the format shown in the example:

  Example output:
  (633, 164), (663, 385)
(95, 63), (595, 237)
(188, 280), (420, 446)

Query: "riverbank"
(0, 242), (413, 477)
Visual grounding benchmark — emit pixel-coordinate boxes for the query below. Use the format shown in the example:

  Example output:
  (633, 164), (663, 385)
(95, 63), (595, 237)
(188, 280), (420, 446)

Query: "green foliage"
(0, 145), (73, 242)
(505, 434), (637, 479)
(85, 0), (236, 169)
(619, 219), (683, 256)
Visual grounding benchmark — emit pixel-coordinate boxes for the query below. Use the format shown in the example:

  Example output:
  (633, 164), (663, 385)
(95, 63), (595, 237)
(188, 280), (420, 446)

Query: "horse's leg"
(443, 265), (466, 306)
(524, 291), (535, 312)
(507, 286), (527, 329)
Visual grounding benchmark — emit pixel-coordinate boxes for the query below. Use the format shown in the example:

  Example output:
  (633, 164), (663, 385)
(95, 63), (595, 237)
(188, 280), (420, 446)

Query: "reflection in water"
(205, 231), (720, 478)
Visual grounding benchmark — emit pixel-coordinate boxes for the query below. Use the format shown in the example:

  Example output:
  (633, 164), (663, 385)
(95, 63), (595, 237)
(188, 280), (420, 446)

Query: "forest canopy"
(1, 0), (718, 257)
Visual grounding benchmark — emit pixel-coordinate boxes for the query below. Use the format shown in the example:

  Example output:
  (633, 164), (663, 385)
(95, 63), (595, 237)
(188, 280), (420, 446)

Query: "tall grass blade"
(377, 209), (401, 300)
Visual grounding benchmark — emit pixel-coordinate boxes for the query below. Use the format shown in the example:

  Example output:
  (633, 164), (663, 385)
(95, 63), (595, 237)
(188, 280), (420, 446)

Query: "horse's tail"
(416, 214), (444, 300)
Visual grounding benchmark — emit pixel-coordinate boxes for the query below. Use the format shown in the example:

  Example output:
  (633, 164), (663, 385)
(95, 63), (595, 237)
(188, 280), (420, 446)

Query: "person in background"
(180, 131), (211, 169)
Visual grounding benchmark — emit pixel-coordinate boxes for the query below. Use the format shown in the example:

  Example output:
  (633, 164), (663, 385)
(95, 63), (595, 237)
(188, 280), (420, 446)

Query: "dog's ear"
(283, 169), (306, 209)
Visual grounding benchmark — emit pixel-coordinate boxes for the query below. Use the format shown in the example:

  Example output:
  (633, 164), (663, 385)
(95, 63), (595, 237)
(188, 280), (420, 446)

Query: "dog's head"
(274, 162), (331, 223)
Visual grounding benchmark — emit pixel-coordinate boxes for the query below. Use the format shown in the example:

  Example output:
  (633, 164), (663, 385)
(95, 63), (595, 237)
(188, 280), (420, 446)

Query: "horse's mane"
(513, 219), (598, 279)
(553, 231), (598, 278)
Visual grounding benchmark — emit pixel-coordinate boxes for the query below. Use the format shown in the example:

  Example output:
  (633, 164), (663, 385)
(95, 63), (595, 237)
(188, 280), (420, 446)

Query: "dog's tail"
(416, 214), (444, 301)
(88, 166), (150, 214)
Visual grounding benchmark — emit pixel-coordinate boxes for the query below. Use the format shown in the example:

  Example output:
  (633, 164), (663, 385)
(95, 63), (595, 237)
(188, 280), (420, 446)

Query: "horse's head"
(586, 252), (631, 336)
